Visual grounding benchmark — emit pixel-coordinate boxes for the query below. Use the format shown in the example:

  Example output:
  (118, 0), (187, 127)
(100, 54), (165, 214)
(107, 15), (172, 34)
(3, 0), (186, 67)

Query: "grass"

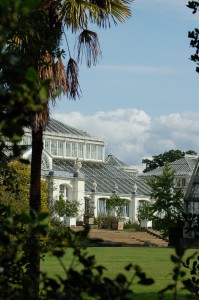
(41, 247), (197, 300)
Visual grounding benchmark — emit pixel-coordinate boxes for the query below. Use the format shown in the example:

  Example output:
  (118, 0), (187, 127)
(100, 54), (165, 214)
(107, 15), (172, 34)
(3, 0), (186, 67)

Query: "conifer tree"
(147, 163), (184, 238)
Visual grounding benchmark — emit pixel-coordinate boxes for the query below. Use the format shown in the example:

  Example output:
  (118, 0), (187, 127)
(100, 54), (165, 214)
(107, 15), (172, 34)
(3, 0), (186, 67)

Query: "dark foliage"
(0, 204), (155, 300)
(181, 251), (199, 297)
(159, 244), (187, 300)
(187, 1), (199, 72)
(0, 0), (49, 145)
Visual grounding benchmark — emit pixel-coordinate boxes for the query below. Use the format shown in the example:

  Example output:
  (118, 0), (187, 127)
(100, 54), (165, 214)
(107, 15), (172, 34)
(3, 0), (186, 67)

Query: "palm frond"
(88, 0), (133, 27)
(61, 0), (133, 31)
(77, 29), (101, 67)
(66, 58), (81, 99)
(53, 57), (68, 95)
(39, 53), (68, 98)
(38, 52), (55, 95)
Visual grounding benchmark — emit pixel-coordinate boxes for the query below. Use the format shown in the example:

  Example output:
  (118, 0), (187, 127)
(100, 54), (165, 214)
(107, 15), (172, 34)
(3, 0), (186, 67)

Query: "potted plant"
(64, 199), (80, 227)
(106, 195), (128, 230)
(137, 202), (152, 228)
(84, 196), (95, 225)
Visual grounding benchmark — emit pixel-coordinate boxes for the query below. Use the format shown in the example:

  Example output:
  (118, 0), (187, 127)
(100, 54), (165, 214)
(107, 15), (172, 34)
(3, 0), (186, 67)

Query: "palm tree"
(30, 0), (133, 224)
(6, 1), (133, 298)
(30, 0), (133, 210)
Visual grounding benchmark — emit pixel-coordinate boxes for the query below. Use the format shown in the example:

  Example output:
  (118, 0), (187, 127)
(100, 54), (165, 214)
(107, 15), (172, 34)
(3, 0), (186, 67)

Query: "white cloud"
(149, 112), (199, 153)
(52, 109), (199, 172)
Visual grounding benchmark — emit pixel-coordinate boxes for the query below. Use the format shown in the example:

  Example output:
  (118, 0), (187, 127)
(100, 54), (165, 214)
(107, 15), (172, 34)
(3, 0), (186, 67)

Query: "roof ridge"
(105, 153), (127, 167)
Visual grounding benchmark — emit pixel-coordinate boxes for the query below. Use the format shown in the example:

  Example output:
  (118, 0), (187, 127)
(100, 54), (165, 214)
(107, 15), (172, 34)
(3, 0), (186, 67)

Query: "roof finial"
(132, 182), (138, 194)
(74, 157), (82, 177)
(74, 157), (82, 172)
(110, 145), (112, 155)
(92, 180), (97, 192)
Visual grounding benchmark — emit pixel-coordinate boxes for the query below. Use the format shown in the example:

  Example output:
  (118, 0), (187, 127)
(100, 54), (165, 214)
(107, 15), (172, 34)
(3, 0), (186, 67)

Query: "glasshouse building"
(139, 154), (199, 215)
(20, 118), (199, 229)
(21, 118), (151, 224)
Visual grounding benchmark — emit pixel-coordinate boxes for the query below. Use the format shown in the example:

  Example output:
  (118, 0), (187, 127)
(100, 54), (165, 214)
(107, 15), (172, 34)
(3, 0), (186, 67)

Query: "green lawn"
(41, 247), (197, 300)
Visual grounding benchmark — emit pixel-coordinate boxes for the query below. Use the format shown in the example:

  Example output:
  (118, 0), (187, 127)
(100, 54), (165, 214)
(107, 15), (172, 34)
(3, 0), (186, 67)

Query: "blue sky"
(52, 0), (199, 171)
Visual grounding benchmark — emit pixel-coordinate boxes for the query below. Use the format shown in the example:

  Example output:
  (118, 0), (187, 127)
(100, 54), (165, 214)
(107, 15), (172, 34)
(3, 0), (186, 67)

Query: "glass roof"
(140, 155), (198, 177)
(52, 158), (150, 195)
(45, 118), (91, 138)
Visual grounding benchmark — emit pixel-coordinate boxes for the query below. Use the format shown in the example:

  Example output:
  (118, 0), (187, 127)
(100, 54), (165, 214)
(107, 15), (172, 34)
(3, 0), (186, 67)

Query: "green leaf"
(170, 255), (180, 263)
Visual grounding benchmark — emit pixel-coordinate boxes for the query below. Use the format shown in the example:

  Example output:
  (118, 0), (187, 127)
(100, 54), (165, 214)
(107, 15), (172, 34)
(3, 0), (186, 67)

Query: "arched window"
(98, 198), (106, 215)
(59, 184), (68, 199)
(98, 198), (129, 217)
(121, 202), (129, 217)
(41, 154), (50, 170)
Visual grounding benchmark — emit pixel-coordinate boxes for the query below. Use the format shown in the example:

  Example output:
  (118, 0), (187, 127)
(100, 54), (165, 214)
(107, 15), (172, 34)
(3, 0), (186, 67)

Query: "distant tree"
(142, 149), (197, 173)
(187, 1), (199, 72)
(147, 163), (184, 238)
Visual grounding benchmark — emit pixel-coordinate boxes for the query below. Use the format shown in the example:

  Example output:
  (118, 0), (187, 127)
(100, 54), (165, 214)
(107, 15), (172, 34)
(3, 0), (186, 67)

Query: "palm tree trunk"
(28, 124), (43, 300)
(30, 125), (43, 213)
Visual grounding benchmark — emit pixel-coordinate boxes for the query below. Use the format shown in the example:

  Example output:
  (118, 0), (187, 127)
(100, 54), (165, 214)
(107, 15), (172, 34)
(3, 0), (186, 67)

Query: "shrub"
(124, 221), (140, 231)
(0, 160), (48, 215)
(96, 214), (117, 229)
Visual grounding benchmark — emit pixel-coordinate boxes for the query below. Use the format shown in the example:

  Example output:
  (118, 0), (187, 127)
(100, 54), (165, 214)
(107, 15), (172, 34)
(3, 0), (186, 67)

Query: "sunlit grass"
(41, 247), (197, 300)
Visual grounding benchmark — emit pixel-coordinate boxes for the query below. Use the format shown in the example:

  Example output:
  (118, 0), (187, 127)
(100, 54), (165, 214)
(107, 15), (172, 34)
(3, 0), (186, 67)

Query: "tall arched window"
(121, 202), (129, 217)
(59, 184), (68, 199)
(98, 198), (106, 215)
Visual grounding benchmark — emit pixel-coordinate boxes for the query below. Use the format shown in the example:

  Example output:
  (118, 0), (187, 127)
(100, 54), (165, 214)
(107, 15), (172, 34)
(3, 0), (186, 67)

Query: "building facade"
(21, 118), (151, 224)
(20, 118), (199, 227)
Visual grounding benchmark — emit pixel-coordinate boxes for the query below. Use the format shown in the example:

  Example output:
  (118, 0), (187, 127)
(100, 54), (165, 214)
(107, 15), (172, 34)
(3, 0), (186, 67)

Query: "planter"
(84, 216), (95, 225)
(140, 220), (152, 228)
(111, 220), (124, 230)
(64, 216), (76, 227)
